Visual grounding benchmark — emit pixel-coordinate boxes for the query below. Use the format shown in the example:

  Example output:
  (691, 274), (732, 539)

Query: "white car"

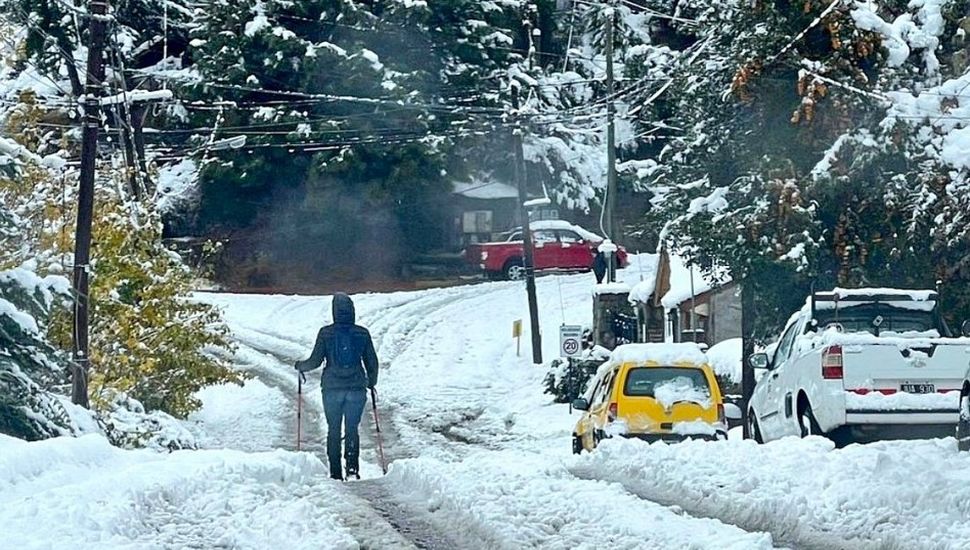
(747, 288), (970, 445)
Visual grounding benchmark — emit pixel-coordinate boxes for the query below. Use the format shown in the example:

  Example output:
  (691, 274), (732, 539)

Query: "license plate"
(900, 383), (935, 394)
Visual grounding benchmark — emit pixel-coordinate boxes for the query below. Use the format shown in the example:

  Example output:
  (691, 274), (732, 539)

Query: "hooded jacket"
(296, 293), (379, 391)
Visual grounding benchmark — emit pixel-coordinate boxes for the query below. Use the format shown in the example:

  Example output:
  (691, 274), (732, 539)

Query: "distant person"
(593, 250), (618, 284)
(593, 251), (607, 284)
(296, 293), (379, 480)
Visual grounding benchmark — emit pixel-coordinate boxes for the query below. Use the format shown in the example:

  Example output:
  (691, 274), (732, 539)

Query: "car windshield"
(815, 304), (939, 335)
(623, 367), (711, 401)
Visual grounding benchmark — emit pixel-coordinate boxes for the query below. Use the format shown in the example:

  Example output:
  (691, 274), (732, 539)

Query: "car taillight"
(822, 345), (844, 379)
(717, 404), (725, 423)
(608, 402), (618, 420)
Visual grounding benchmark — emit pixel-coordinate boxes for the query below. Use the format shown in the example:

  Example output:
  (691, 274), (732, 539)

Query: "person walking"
(295, 293), (379, 480)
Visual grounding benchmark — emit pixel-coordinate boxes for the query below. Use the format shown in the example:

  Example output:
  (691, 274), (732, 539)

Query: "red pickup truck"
(464, 221), (629, 280)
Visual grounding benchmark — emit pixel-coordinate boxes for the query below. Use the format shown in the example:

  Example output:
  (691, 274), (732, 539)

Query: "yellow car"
(571, 343), (741, 453)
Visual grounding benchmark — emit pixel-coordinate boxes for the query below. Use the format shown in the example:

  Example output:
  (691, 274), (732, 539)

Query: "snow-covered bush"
(97, 391), (199, 451)
(0, 267), (74, 440)
(543, 347), (611, 403)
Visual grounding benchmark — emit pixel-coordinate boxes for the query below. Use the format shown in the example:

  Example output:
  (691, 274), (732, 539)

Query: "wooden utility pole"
(72, 0), (110, 408)
(741, 280), (756, 438)
(604, 5), (618, 283)
(511, 87), (543, 364)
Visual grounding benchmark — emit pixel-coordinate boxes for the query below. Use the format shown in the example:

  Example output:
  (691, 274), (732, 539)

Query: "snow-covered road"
(197, 260), (970, 549)
(195, 262), (777, 549)
(7, 259), (970, 548)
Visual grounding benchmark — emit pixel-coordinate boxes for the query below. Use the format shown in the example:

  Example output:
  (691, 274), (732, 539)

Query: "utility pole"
(604, 5), (618, 283)
(741, 279), (756, 438)
(511, 86), (543, 364)
(72, 0), (110, 408)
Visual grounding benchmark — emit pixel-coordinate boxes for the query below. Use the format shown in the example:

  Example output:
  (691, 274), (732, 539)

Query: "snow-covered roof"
(610, 343), (709, 367)
(626, 251), (730, 310)
(628, 255), (661, 304)
(592, 282), (631, 296)
(452, 179), (519, 200)
(661, 255), (730, 309)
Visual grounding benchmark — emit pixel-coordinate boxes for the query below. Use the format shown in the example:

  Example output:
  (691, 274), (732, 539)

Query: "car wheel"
(958, 393), (970, 452)
(798, 401), (823, 438)
(747, 411), (763, 443)
(503, 259), (525, 281)
(572, 434), (583, 455)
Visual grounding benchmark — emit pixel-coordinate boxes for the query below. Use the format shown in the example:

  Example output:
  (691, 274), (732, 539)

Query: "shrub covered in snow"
(543, 346), (611, 403)
(0, 267), (74, 440)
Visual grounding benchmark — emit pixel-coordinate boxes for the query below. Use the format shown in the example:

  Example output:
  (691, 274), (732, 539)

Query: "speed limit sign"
(560, 325), (583, 358)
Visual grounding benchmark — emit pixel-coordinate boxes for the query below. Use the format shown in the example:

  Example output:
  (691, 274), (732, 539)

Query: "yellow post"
(513, 319), (523, 357)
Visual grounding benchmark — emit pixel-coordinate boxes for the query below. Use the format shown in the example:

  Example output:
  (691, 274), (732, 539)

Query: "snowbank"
(0, 434), (358, 549)
(388, 449), (773, 549)
(706, 338), (742, 384)
(572, 436), (970, 549)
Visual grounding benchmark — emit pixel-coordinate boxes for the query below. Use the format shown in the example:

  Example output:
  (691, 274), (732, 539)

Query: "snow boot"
(345, 467), (360, 481)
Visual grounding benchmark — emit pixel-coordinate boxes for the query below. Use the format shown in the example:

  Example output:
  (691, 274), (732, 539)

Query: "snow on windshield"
(622, 367), (712, 407)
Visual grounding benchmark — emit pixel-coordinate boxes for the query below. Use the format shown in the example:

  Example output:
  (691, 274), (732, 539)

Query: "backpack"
(331, 327), (361, 378)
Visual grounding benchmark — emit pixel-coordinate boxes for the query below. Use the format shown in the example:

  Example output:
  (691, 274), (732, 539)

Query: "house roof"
(628, 250), (731, 309)
(452, 178), (519, 200)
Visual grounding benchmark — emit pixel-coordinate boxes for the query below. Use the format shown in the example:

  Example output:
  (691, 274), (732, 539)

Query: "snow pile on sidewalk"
(388, 448), (774, 549)
(191, 378), (290, 452)
(0, 433), (360, 549)
(571, 436), (970, 549)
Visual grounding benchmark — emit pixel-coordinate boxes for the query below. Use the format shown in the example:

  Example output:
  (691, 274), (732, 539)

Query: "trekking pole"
(297, 371), (306, 451)
(370, 387), (388, 475)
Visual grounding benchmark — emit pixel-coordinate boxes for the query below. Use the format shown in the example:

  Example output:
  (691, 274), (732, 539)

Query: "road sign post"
(513, 319), (523, 357)
(560, 325), (583, 358)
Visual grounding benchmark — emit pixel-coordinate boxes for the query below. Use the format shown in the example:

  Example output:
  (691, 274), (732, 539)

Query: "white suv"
(747, 288), (970, 445)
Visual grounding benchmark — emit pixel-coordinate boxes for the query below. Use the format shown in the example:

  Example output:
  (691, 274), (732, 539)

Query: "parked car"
(463, 220), (629, 280)
(571, 343), (740, 453)
(747, 288), (970, 446)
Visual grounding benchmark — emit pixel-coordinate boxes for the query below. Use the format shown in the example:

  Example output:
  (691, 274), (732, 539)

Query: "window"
(815, 305), (938, 335)
(558, 230), (583, 244)
(623, 367), (711, 399)
(773, 321), (800, 365)
(462, 210), (493, 233)
(592, 369), (617, 405)
(534, 230), (558, 244)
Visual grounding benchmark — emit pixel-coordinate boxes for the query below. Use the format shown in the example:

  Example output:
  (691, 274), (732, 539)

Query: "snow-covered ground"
(8, 257), (970, 548)
(0, 434), (364, 549)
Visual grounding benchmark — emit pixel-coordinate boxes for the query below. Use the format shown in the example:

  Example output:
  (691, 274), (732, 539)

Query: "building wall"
(711, 284), (742, 343)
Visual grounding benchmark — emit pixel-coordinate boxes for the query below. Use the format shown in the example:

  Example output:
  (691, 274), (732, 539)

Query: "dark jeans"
(322, 388), (366, 478)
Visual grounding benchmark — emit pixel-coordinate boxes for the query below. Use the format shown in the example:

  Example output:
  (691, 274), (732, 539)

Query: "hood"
(332, 293), (355, 325)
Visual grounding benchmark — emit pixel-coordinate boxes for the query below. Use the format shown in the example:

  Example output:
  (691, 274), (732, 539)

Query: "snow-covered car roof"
(528, 220), (604, 242)
(610, 343), (709, 367)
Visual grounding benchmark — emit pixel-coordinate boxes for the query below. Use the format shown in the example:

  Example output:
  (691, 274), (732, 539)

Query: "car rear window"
(623, 367), (711, 398)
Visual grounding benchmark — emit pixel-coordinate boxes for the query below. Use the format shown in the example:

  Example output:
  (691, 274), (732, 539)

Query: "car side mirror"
(962, 320), (970, 337)
(723, 403), (742, 420)
(572, 398), (590, 411)
(748, 353), (770, 370)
